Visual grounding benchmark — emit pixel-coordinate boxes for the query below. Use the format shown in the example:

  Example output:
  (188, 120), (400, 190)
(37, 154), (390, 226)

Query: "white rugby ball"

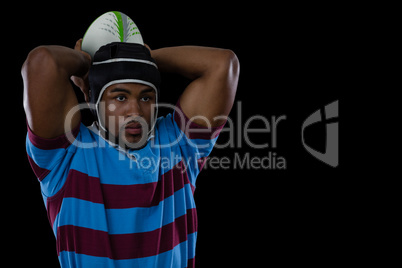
(81, 11), (144, 58)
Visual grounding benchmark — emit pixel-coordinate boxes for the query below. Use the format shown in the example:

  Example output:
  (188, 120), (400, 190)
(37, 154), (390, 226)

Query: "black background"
(8, 3), (354, 267)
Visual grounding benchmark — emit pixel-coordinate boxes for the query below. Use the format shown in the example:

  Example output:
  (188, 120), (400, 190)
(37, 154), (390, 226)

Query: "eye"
(140, 96), (151, 102)
(116, 96), (126, 102)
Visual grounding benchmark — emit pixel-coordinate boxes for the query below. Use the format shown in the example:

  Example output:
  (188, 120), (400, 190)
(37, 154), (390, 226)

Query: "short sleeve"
(172, 100), (225, 183)
(26, 122), (80, 182)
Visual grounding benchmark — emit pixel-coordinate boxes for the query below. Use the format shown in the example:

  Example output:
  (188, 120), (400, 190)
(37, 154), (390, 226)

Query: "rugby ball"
(81, 11), (144, 58)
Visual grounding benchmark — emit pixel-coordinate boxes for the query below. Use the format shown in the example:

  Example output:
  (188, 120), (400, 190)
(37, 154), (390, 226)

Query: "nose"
(125, 99), (142, 118)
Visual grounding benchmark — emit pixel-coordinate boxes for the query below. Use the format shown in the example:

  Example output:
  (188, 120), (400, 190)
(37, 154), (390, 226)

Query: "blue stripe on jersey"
(26, 137), (67, 171)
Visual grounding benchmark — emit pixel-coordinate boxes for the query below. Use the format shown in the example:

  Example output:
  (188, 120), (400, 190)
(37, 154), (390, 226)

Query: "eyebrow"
(140, 88), (155, 94)
(110, 88), (131, 94)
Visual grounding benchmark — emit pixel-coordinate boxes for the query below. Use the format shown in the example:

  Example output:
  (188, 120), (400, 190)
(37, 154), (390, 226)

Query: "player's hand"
(71, 38), (91, 102)
(144, 44), (151, 53)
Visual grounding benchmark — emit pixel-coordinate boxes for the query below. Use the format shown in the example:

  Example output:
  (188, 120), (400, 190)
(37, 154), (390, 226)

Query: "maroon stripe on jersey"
(47, 192), (63, 229)
(187, 257), (196, 268)
(101, 161), (189, 209)
(197, 157), (207, 171)
(56, 208), (197, 259)
(27, 122), (80, 150)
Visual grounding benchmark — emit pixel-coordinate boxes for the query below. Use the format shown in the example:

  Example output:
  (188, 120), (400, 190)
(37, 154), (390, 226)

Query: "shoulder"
(153, 102), (225, 148)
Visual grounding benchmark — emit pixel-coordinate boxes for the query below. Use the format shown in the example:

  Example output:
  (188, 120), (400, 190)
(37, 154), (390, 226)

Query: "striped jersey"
(26, 102), (223, 268)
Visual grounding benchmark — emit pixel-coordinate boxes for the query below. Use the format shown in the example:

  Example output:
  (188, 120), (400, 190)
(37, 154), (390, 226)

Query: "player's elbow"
(227, 49), (240, 82)
(22, 46), (57, 77)
(217, 49), (240, 75)
(216, 49), (240, 93)
(22, 46), (58, 113)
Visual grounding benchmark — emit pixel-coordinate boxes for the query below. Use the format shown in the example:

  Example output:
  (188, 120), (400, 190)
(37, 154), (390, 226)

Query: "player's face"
(99, 83), (156, 146)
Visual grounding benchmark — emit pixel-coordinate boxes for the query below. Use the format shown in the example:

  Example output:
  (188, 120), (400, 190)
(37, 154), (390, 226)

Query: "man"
(23, 31), (239, 267)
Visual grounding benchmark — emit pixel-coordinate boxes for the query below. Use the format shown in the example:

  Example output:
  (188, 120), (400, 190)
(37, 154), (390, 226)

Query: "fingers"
(71, 75), (89, 102)
(144, 44), (151, 52)
(75, 38), (92, 63)
(75, 38), (83, 51)
(83, 90), (90, 102)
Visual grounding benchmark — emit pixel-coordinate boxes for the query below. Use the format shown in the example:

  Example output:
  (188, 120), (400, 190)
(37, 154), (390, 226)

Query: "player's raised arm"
(22, 39), (91, 139)
(150, 46), (240, 127)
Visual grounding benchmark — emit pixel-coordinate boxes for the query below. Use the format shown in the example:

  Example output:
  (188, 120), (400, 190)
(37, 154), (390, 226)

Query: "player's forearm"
(151, 46), (237, 80)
